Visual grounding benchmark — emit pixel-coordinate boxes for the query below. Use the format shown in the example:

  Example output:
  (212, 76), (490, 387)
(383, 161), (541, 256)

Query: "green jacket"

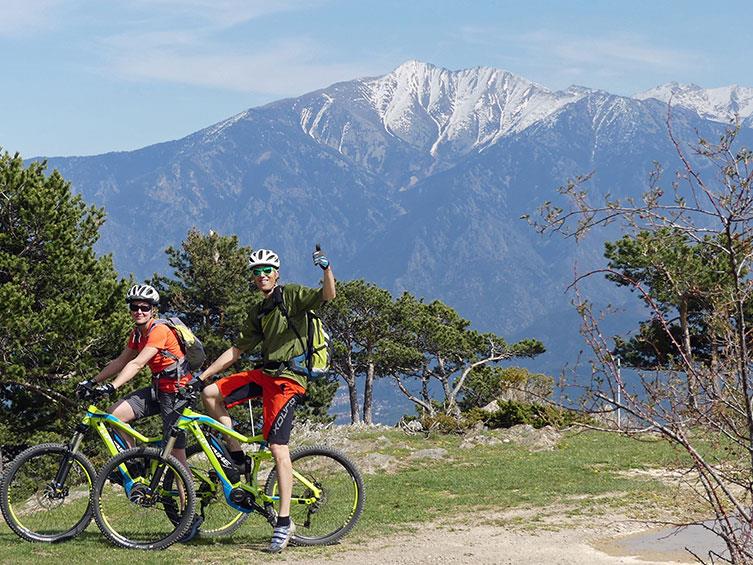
(236, 284), (324, 388)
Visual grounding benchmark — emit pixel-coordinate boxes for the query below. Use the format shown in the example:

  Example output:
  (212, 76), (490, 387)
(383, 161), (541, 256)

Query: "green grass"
(0, 428), (700, 563)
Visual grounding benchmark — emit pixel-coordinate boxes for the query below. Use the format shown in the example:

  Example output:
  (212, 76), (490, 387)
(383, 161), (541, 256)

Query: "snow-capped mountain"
(361, 60), (586, 155)
(34, 62), (753, 414)
(635, 82), (753, 123)
(293, 61), (588, 188)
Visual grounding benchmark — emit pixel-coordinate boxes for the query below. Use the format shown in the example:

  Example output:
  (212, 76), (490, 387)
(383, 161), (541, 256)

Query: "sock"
(276, 515), (290, 528)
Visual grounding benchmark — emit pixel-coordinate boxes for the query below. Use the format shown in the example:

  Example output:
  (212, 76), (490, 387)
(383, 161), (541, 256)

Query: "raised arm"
(313, 245), (336, 302)
(322, 263), (335, 301)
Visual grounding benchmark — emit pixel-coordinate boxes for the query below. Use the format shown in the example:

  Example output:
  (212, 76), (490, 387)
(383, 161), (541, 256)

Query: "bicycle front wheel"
(0, 443), (96, 543)
(91, 447), (196, 550)
(264, 445), (364, 546)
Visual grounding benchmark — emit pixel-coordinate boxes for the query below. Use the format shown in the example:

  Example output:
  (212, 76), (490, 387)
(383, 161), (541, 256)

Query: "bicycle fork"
(142, 432), (179, 498)
(49, 424), (87, 496)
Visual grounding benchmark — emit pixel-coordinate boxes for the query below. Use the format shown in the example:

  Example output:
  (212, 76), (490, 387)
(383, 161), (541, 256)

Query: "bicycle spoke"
(93, 447), (195, 550)
(264, 446), (364, 545)
(1, 444), (95, 542)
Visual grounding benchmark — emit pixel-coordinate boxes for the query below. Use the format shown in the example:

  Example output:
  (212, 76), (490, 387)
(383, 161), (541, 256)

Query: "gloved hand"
(75, 379), (96, 400)
(91, 383), (116, 400)
(313, 246), (330, 270)
(177, 376), (205, 401)
(185, 376), (205, 395)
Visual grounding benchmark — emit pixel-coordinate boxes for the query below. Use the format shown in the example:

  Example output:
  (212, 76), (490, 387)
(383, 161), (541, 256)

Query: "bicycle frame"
(154, 406), (322, 514)
(51, 405), (160, 492)
(91, 396), (365, 550)
(82, 404), (161, 452)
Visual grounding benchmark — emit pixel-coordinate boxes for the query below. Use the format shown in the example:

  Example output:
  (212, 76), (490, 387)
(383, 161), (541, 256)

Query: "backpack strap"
(276, 287), (308, 363)
(257, 286), (309, 376)
(146, 318), (184, 377)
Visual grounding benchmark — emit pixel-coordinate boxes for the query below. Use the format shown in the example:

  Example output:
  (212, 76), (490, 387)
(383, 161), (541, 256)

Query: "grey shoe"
(266, 520), (295, 553)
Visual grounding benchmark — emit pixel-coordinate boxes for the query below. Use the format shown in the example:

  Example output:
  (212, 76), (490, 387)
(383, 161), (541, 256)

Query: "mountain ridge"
(34, 61), (753, 396)
(635, 82), (753, 123)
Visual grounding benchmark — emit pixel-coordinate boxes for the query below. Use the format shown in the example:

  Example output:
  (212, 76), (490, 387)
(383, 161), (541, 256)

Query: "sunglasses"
(252, 266), (277, 277)
(129, 303), (152, 313)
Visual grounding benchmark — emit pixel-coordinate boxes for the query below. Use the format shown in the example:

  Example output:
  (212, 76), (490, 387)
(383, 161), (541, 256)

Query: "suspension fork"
(52, 423), (88, 490)
(146, 432), (179, 493)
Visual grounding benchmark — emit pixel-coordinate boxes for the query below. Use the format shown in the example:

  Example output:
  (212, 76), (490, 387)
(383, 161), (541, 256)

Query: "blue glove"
(313, 249), (330, 270)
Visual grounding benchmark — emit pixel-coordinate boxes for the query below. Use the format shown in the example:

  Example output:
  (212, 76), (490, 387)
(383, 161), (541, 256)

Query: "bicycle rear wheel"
(91, 447), (195, 550)
(0, 443), (96, 542)
(264, 445), (364, 546)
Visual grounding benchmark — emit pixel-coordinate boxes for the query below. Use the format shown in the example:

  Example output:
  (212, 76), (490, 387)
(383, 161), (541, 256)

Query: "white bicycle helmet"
(249, 249), (280, 269)
(125, 284), (160, 305)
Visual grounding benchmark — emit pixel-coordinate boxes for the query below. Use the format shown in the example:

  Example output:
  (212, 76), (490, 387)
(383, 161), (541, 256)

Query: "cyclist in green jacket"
(194, 246), (335, 552)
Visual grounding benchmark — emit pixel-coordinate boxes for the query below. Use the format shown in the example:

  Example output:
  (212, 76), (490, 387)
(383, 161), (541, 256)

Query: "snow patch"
(635, 82), (753, 123)
(201, 110), (250, 142)
(357, 60), (587, 157)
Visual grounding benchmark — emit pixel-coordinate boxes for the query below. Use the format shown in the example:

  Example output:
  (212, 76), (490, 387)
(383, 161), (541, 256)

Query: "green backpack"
(267, 286), (332, 379)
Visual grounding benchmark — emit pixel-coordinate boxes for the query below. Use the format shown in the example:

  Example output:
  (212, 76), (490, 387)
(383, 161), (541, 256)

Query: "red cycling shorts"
(216, 369), (305, 444)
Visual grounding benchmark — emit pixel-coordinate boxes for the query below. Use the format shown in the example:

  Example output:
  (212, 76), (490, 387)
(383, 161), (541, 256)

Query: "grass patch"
(0, 428), (704, 563)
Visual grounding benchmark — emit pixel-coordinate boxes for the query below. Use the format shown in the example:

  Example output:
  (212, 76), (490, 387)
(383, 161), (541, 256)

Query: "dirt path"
(269, 513), (698, 565)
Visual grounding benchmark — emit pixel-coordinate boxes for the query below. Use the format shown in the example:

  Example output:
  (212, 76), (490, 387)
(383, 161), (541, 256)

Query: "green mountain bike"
(90, 388), (365, 550)
(0, 403), (248, 543)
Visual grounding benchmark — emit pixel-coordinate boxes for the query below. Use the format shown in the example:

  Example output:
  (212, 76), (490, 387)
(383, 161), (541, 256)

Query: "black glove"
(91, 383), (116, 400)
(177, 376), (204, 401)
(75, 379), (96, 400)
(186, 376), (205, 394)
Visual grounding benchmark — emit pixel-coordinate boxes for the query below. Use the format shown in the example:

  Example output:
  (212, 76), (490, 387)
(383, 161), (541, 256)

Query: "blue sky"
(2, 0), (750, 157)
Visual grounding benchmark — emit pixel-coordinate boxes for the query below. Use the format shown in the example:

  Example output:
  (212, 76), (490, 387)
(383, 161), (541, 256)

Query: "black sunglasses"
(129, 303), (152, 312)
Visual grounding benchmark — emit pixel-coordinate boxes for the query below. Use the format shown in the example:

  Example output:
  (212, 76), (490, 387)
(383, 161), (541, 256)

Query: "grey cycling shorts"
(122, 385), (186, 449)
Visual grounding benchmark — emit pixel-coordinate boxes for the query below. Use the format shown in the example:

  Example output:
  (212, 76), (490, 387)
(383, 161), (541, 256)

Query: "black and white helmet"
(249, 249), (280, 269)
(125, 284), (160, 305)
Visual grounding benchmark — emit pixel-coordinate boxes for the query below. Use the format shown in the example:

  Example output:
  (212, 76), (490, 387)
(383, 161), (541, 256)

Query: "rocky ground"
(266, 510), (699, 565)
(271, 423), (708, 564)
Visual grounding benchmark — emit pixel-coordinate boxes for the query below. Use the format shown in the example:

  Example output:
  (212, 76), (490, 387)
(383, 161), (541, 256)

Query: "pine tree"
(0, 153), (131, 444)
(321, 280), (399, 424)
(152, 228), (258, 363)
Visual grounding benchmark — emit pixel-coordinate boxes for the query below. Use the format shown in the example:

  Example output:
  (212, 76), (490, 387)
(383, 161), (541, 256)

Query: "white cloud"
(124, 0), (325, 29)
(543, 35), (693, 69)
(87, 0), (364, 96)
(458, 26), (701, 76)
(0, 0), (66, 37)
(104, 36), (374, 96)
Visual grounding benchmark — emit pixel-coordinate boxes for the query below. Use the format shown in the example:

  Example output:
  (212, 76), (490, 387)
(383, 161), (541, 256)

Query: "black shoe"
(178, 514), (203, 543)
(107, 470), (123, 486)
(223, 453), (247, 484)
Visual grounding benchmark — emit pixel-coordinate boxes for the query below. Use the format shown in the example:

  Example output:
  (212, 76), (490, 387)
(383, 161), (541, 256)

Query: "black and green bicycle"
(0, 403), (248, 543)
(90, 388), (365, 550)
